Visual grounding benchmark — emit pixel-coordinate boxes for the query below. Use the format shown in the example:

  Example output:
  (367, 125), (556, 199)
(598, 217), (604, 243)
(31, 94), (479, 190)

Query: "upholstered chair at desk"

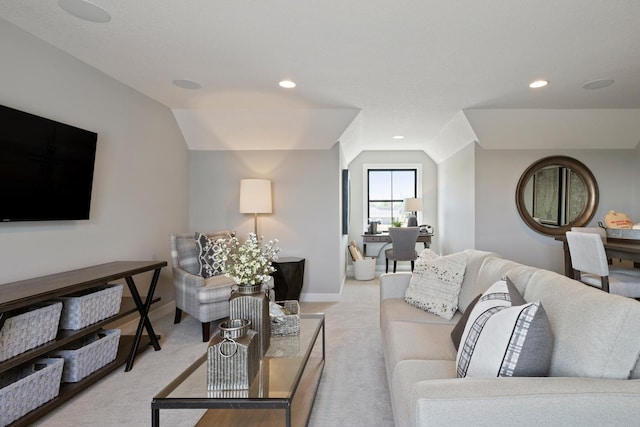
(170, 231), (236, 342)
(565, 231), (640, 298)
(385, 227), (420, 273)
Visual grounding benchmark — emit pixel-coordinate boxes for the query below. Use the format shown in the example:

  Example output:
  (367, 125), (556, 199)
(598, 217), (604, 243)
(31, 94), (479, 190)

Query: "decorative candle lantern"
(207, 319), (259, 391)
(229, 284), (270, 357)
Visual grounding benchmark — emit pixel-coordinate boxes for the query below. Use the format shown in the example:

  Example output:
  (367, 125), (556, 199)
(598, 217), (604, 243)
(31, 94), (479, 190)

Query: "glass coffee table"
(152, 313), (325, 427)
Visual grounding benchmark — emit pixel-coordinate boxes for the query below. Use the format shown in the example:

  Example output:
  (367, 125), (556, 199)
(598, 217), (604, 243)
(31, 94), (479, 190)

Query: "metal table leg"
(125, 268), (162, 371)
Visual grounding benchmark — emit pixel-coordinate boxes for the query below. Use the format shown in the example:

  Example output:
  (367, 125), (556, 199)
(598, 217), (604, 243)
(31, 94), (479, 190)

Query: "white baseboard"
(299, 293), (342, 302)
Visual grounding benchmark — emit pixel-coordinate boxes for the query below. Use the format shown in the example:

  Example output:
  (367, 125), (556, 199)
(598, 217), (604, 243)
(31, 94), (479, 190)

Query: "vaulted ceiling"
(2, 0), (640, 163)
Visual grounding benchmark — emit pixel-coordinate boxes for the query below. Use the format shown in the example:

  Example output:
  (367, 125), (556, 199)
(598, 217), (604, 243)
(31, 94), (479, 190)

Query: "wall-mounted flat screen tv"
(0, 104), (98, 222)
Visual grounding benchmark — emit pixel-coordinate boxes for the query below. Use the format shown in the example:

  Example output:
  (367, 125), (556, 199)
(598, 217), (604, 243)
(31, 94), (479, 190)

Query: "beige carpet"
(32, 278), (394, 427)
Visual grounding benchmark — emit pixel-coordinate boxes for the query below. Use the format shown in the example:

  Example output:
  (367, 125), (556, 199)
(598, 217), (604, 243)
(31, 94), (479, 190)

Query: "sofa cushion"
(391, 360), (456, 427)
(456, 279), (553, 378)
(196, 232), (226, 278)
(381, 298), (460, 335)
(404, 252), (467, 320)
(464, 257), (538, 307)
(524, 269), (640, 379)
(457, 250), (501, 312)
(383, 321), (458, 386)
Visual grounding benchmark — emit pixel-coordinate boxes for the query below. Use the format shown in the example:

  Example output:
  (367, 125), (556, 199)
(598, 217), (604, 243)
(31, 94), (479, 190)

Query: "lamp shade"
(404, 198), (422, 212)
(240, 179), (272, 214)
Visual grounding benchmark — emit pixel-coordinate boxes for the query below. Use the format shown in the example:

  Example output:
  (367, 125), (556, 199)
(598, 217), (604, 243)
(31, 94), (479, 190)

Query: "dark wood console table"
(0, 260), (166, 426)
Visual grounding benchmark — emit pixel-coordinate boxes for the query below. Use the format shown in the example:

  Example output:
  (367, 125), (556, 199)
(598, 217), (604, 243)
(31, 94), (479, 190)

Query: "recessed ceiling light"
(279, 80), (296, 89)
(582, 79), (614, 90)
(172, 79), (202, 90)
(58, 0), (111, 23)
(529, 80), (549, 89)
(393, 135), (405, 140)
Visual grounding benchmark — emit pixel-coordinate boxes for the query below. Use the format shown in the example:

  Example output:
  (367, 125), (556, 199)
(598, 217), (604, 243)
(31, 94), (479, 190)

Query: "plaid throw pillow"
(456, 278), (553, 378)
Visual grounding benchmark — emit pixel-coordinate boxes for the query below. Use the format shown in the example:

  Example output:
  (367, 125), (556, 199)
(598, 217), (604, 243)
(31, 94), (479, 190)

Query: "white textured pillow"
(456, 279), (553, 378)
(404, 252), (467, 320)
(416, 248), (440, 263)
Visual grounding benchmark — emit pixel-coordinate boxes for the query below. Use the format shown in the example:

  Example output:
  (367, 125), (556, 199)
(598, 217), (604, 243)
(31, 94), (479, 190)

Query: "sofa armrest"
(410, 377), (640, 426)
(380, 272), (412, 300)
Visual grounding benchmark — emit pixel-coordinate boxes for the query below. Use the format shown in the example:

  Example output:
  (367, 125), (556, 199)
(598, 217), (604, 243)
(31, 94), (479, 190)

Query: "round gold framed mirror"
(515, 156), (599, 237)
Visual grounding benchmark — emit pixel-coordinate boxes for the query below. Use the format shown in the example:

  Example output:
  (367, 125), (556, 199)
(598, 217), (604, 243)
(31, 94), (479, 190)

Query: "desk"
(362, 233), (432, 257)
(556, 237), (640, 278)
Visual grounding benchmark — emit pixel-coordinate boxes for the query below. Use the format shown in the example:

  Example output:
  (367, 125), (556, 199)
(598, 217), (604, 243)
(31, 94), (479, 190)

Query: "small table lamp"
(404, 198), (422, 227)
(240, 179), (272, 236)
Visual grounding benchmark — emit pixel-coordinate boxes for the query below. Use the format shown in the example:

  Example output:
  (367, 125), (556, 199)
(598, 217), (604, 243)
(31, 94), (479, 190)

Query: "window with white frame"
(366, 168), (418, 232)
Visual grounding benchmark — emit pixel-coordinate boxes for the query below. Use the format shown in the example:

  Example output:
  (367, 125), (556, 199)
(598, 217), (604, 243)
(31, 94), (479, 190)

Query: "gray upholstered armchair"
(169, 231), (236, 342)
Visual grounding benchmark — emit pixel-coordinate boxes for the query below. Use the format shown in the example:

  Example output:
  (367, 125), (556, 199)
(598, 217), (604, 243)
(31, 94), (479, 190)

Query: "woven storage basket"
(51, 329), (121, 383)
(0, 302), (63, 363)
(270, 300), (300, 337)
(0, 358), (64, 427)
(57, 284), (124, 330)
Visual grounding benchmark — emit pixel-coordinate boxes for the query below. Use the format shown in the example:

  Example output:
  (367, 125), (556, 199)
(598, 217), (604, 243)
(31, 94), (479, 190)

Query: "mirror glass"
(515, 156), (598, 236)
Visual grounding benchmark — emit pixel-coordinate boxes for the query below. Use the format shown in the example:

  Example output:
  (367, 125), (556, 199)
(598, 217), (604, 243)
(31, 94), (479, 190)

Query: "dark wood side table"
(272, 257), (305, 300)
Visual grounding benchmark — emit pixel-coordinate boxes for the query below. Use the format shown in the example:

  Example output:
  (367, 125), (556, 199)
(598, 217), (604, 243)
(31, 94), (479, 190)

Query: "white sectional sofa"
(380, 249), (640, 427)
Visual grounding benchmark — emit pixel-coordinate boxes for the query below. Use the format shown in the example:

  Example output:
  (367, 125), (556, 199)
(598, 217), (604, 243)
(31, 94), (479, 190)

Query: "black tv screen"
(0, 105), (98, 222)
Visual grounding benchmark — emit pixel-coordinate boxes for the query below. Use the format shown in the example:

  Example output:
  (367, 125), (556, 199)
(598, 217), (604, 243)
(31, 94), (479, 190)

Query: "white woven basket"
(270, 300), (300, 337)
(0, 358), (64, 427)
(51, 329), (121, 383)
(57, 284), (124, 330)
(0, 302), (63, 363)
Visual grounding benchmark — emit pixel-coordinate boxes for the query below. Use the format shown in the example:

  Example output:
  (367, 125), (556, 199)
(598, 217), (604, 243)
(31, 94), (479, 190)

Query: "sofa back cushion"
(457, 250), (500, 312)
(524, 269), (640, 379)
(460, 255), (537, 310)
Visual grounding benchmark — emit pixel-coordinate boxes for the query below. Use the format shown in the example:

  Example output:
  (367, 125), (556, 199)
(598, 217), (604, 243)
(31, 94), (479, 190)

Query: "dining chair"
(565, 231), (640, 298)
(570, 227), (640, 276)
(570, 226), (607, 240)
(385, 227), (420, 273)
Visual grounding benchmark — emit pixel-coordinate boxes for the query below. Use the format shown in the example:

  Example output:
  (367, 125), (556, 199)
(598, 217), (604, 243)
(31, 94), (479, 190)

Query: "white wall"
(347, 150), (438, 270)
(437, 143), (476, 254)
(636, 143), (640, 221)
(188, 146), (343, 301)
(474, 148), (638, 272)
(0, 21), (189, 304)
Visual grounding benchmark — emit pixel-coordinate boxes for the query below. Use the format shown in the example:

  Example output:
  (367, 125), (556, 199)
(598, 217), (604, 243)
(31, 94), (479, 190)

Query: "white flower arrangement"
(214, 232), (280, 286)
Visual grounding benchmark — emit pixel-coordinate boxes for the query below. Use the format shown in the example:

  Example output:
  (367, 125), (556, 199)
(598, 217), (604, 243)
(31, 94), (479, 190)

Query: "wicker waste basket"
(354, 257), (376, 280)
